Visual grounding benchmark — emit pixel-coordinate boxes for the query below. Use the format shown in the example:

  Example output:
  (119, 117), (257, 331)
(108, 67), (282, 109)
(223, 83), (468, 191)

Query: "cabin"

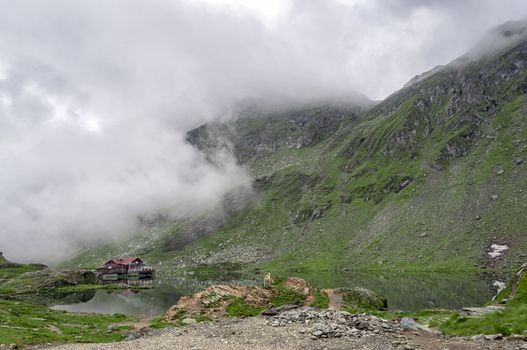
(96, 257), (154, 277)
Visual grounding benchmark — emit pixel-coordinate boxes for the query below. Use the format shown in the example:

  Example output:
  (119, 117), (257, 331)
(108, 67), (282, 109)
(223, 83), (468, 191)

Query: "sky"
(1, 0), (527, 263)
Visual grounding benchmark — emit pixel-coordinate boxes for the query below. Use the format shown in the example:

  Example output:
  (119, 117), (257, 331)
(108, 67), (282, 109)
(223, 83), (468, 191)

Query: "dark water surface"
(49, 270), (508, 316)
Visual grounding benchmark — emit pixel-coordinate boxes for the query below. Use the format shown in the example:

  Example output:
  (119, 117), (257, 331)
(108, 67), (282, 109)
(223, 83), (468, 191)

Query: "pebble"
(264, 307), (401, 340)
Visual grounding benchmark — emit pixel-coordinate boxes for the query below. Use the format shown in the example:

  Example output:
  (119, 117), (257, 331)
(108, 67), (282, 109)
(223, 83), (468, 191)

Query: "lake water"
(49, 270), (508, 316)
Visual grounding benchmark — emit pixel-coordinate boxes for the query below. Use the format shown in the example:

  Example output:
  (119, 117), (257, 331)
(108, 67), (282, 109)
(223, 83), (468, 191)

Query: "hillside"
(68, 21), (527, 273)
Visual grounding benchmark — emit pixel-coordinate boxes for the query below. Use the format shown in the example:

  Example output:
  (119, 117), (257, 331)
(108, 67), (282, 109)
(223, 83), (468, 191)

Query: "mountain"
(68, 20), (527, 273)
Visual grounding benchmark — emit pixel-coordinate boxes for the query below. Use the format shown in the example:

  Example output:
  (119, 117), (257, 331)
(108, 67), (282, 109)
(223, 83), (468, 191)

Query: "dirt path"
(49, 316), (525, 350)
(323, 288), (342, 309)
(116, 316), (153, 331)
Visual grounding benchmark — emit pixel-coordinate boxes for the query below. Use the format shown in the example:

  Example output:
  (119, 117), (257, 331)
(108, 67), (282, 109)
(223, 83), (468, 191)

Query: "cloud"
(0, 0), (526, 263)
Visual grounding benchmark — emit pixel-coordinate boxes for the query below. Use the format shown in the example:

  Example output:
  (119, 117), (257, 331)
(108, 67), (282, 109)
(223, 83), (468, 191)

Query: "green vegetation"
(0, 261), (151, 347)
(369, 309), (456, 329)
(153, 309), (212, 329)
(0, 264), (46, 294)
(310, 289), (329, 309)
(270, 287), (306, 307)
(341, 288), (387, 313)
(226, 298), (266, 317)
(440, 309), (527, 336)
(149, 316), (174, 329)
(53, 284), (151, 293)
(0, 299), (133, 347)
(439, 270), (527, 336)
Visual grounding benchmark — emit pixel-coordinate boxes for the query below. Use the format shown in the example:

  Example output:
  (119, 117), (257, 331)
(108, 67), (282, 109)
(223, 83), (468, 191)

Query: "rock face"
(186, 103), (367, 165)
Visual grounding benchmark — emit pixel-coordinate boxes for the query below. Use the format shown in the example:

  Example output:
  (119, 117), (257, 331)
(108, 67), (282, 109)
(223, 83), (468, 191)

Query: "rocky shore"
(50, 307), (527, 350)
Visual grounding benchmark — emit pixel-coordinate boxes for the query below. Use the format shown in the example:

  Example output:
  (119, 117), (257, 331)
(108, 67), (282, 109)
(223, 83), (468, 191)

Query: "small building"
(96, 257), (154, 278)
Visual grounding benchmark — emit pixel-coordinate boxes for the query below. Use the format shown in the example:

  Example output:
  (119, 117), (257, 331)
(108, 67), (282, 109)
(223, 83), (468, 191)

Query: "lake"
(50, 270), (508, 316)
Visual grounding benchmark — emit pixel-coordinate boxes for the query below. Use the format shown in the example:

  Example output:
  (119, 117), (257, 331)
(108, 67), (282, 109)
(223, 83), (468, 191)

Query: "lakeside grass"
(439, 270), (527, 336)
(0, 299), (134, 347)
(0, 262), (149, 347)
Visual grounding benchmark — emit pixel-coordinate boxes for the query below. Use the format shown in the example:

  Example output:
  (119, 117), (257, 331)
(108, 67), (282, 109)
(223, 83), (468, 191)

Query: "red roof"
(105, 257), (142, 266)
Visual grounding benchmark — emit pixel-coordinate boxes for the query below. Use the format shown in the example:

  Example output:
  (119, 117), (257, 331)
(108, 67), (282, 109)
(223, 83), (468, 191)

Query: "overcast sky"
(1, 0), (527, 263)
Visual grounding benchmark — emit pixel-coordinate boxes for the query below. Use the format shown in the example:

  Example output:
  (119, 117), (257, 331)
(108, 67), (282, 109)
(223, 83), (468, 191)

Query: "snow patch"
(488, 244), (509, 258)
(493, 280), (506, 295)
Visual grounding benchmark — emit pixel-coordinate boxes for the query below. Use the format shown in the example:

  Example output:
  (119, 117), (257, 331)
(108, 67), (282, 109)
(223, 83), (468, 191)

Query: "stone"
(462, 305), (505, 316)
(261, 308), (278, 316)
(312, 330), (324, 337)
(400, 317), (419, 331)
(490, 194), (499, 200)
(357, 321), (368, 330)
(483, 333), (503, 340)
(336, 317), (347, 324)
(125, 327), (154, 341)
(505, 334), (527, 341)
(181, 318), (198, 325)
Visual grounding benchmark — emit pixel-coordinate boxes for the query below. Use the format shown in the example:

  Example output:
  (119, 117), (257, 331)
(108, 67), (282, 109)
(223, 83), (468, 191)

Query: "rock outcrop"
(165, 277), (385, 322)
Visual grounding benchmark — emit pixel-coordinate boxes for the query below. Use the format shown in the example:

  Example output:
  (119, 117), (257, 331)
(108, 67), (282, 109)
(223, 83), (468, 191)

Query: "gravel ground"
(47, 313), (526, 350)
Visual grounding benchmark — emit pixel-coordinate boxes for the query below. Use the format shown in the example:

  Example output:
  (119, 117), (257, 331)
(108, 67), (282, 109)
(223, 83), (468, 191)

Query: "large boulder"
(166, 284), (274, 320)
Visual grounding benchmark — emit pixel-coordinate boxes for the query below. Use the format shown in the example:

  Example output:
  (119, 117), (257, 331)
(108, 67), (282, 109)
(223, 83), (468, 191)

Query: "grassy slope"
(439, 270), (527, 336)
(67, 42), (527, 274)
(0, 261), (136, 347)
(0, 300), (133, 347)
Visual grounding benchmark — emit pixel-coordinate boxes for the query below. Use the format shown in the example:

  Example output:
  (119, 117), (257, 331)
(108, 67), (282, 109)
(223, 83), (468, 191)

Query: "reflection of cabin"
(96, 257), (154, 277)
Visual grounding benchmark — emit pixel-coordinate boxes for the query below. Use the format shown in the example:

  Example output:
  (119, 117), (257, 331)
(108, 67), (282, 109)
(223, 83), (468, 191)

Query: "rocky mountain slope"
(69, 20), (527, 273)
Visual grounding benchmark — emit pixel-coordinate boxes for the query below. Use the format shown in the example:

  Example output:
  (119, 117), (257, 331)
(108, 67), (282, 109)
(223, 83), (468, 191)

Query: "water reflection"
(49, 270), (507, 315)
(292, 270), (508, 311)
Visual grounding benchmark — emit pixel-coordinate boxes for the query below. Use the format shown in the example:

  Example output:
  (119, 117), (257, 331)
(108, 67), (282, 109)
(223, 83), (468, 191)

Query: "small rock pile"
(265, 307), (401, 339)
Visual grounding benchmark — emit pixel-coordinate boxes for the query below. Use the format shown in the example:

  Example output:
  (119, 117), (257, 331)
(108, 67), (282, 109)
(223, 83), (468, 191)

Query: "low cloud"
(0, 0), (526, 263)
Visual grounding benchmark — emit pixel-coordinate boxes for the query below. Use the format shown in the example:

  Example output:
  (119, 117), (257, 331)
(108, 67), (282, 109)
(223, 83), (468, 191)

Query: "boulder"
(400, 317), (419, 331)
(166, 284), (274, 320)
